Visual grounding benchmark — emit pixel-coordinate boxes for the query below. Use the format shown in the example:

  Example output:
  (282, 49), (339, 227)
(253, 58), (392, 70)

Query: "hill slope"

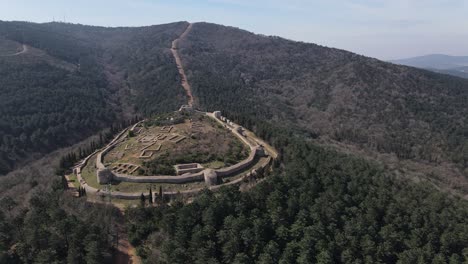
(178, 22), (468, 192)
(0, 21), (188, 175)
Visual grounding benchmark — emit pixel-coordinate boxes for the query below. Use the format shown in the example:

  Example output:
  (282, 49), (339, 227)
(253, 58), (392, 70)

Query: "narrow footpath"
(114, 209), (141, 264)
(171, 23), (194, 106)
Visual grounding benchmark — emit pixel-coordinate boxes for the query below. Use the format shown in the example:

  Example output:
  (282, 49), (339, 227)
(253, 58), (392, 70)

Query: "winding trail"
(171, 23), (194, 106)
(0, 44), (28, 57)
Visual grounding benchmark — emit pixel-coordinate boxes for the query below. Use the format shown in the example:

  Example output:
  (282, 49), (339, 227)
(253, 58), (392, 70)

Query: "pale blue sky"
(0, 0), (467, 59)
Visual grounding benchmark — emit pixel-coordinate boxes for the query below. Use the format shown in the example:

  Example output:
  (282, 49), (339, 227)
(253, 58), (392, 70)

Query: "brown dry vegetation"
(178, 22), (468, 195)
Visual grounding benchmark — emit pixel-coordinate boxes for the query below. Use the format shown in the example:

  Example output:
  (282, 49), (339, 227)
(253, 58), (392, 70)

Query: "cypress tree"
(149, 187), (153, 204)
(140, 193), (146, 207)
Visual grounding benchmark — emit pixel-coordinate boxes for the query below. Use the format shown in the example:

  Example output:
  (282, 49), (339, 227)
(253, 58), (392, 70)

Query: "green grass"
(81, 154), (101, 189)
(203, 160), (225, 169)
(110, 180), (207, 193)
(67, 174), (80, 188)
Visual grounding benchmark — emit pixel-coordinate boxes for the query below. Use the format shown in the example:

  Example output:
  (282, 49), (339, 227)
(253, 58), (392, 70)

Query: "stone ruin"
(160, 126), (173, 133)
(236, 126), (246, 136)
(168, 134), (186, 143)
(78, 109), (278, 202)
(204, 169), (218, 186)
(175, 163), (204, 175)
(139, 143), (162, 158)
(179, 105), (193, 112)
(255, 145), (267, 157)
(112, 163), (140, 174)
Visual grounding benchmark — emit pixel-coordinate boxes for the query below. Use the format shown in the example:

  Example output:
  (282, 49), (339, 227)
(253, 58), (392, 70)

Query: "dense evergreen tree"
(126, 138), (468, 263)
(0, 20), (188, 175)
(0, 180), (118, 263)
(149, 187), (153, 205)
(140, 193), (146, 208)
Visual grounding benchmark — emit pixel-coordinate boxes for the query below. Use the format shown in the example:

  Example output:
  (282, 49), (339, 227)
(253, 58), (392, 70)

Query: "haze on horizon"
(0, 0), (466, 60)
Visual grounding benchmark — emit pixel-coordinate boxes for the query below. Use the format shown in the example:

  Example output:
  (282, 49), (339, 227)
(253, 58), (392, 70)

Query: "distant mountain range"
(390, 54), (468, 78)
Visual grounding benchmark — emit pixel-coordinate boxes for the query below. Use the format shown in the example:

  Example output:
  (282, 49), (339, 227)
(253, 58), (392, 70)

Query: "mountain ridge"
(391, 54), (468, 69)
(390, 54), (468, 79)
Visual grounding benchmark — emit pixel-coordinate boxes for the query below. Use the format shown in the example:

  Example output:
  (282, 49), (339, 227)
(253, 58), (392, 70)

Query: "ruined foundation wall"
(112, 171), (205, 183)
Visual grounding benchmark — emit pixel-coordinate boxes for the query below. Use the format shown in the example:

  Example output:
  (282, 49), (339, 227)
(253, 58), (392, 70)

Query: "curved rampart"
(161, 155), (273, 199)
(91, 154), (274, 201)
(216, 146), (257, 177)
(96, 127), (130, 170)
(74, 112), (277, 201)
(75, 151), (100, 195)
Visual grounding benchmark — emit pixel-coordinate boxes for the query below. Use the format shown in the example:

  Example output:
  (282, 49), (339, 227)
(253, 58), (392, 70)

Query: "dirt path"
(64, 175), (78, 197)
(114, 241), (139, 264)
(1, 44), (28, 57)
(85, 200), (140, 264)
(114, 211), (141, 264)
(171, 23), (194, 106)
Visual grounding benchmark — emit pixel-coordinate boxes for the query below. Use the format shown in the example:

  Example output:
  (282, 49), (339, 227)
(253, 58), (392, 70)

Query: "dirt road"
(1, 44), (28, 57)
(171, 23), (194, 106)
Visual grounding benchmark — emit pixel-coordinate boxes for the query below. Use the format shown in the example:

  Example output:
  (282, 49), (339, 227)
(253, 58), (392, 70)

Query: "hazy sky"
(0, 0), (467, 60)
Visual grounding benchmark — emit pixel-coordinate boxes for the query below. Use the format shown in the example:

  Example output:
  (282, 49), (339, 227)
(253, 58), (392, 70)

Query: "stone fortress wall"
(74, 111), (277, 200)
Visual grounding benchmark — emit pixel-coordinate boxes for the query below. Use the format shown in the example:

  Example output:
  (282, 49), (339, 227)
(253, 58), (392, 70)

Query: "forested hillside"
(178, 22), (468, 193)
(0, 38), (114, 175)
(126, 124), (468, 263)
(0, 20), (467, 263)
(0, 21), (188, 175)
(0, 21), (190, 263)
(0, 179), (120, 263)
